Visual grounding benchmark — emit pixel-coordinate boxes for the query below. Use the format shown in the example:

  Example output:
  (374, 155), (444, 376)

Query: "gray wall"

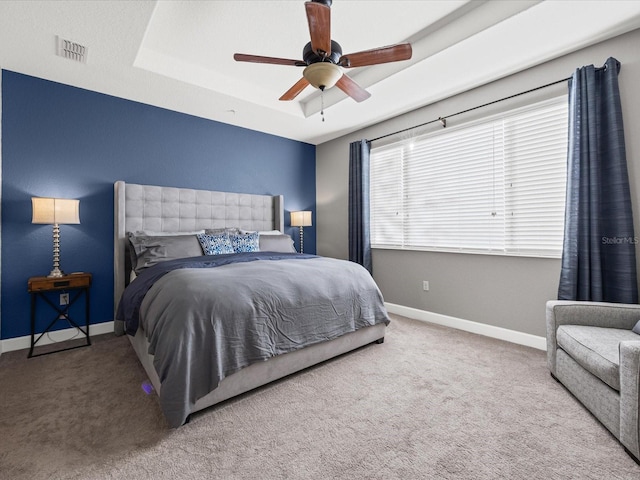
(316, 28), (640, 338)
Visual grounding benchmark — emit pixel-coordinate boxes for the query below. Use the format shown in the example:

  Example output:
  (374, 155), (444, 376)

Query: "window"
(370, 96), (568, 257)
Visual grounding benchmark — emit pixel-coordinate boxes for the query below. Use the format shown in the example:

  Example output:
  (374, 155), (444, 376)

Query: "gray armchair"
(546, 300), (640, 462)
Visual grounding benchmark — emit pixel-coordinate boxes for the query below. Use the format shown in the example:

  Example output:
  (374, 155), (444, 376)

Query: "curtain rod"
(370, 76), (572, 143)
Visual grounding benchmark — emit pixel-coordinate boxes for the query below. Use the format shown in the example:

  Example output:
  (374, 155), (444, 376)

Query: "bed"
(113, 181), (389, 427)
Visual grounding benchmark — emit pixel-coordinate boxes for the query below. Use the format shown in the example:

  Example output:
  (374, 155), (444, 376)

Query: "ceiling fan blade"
(234, 53), (305, 67)
(305, 1), (331, 57)
(339, 43), (412, 68)
(335, 74), (371, 103)
(279, 77), (311, 101)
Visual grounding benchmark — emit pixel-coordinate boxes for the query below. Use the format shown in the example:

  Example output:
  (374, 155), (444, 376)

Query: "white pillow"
(240, 229), (282, 235)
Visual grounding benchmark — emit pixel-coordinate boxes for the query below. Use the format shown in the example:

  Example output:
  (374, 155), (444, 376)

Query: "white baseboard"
(0, 321), (115, 354)
(1, 308), (545, 355)
(385, 303), (547, 351)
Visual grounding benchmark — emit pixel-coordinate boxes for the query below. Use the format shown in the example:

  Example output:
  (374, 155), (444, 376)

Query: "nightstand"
(27, 272), (92, 358)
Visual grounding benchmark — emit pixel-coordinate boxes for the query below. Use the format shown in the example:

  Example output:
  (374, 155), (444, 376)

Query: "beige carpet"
(0, 314), (638, 479)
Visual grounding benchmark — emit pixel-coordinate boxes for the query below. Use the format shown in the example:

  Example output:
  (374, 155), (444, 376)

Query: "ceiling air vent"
(56, 36), (87, 63)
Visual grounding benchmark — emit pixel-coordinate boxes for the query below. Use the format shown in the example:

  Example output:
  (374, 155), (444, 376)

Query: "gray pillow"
(205, 227), (240, 235)
(258, 234), (296, 253)
(633, 319), (640, 335)
(128, 233), (204, 274)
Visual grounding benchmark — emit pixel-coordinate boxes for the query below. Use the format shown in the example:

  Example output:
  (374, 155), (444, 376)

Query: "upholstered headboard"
(113, 180), (284, 334)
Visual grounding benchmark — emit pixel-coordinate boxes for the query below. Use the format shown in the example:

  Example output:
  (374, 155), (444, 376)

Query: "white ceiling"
(1, 0), (640, 145)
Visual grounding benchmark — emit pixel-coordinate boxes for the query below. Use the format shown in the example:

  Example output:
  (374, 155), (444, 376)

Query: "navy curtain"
(349, 139), (372, 273)
(558, 57), (638, 303)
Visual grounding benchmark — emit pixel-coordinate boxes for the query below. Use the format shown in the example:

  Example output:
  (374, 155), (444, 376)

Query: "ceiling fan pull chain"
(321, 89), (325, 122)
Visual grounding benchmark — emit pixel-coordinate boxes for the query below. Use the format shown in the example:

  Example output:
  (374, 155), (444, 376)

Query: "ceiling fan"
(233, 0), (412, 103)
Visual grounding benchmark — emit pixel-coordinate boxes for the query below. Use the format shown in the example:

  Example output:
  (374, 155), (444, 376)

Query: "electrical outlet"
(422, 281), (430, 291)
(60, 293), (69, 305)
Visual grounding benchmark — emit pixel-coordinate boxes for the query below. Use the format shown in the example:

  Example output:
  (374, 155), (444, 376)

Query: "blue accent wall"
(1, 70), (316, 340)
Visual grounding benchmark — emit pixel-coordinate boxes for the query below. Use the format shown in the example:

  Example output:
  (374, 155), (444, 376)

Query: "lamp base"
(299, 226), (304, 254)
(48, 223), (65, 278)
(48, 267), (65, 278)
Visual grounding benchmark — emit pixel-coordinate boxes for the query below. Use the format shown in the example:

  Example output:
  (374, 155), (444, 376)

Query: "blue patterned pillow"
(230, 232), (260, 253)
(196, 233), (234, 255)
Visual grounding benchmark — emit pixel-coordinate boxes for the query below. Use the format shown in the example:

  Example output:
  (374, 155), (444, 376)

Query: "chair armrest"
(545, 300), (640, 375)
(620, 340), (640, 460)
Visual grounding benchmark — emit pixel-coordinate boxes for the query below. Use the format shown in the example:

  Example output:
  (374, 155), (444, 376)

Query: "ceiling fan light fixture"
(303, 62), (342, 90)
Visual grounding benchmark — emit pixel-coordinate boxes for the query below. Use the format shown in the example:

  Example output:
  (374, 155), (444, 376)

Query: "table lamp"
(290, 211), (312, 254)
(32, 197), (80, 277)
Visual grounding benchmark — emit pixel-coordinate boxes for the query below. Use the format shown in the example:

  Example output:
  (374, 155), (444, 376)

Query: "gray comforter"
(117, 253), (390, 427)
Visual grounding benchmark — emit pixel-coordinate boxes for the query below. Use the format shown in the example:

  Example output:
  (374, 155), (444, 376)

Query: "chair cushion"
(556, 325), (639, 391)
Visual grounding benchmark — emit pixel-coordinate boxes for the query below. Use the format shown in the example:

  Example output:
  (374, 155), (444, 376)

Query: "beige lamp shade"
(302, 63), (342, 90)
(32, 197), (80, 225)
(290, 211), (312, 227)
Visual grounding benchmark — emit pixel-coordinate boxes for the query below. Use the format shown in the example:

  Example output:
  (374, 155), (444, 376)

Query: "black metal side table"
(27, 272), (92, 358)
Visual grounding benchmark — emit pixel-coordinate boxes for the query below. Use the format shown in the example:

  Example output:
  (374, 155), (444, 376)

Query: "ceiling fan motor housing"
(303, 40), (342, 65)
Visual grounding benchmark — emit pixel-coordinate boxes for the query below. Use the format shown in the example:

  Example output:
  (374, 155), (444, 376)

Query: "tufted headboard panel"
(113, 180), (284, 334)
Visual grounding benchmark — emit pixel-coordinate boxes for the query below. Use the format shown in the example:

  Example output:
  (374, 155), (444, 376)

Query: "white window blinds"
(370, 96), (568, 257)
